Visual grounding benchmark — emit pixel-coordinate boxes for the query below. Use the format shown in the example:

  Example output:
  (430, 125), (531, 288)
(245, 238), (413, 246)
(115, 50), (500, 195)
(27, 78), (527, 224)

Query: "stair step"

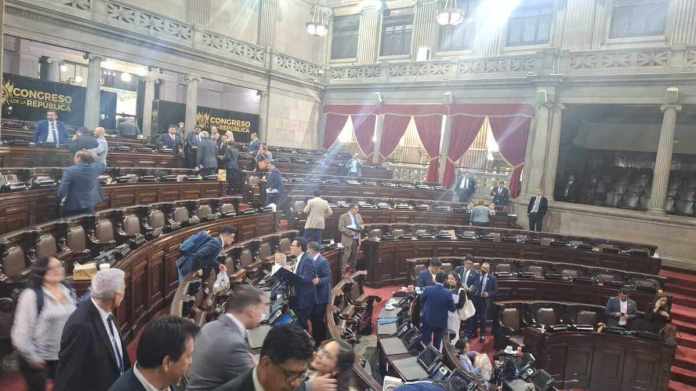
(669, 379), (696, 391)
(667, 283), (696, 297)
(678, 331), (696, 349)
(661, 270), (696, 286)
(674, 319), (696, 335)
(671, 366), (696, 386)
(671, 293), (696, 308)
(676, 346), (696, 372)
(673, 305), (696, 323)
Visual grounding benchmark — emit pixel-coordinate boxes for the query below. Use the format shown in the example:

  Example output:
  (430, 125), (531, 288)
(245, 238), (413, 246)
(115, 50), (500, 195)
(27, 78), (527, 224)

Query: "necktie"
(464, 270), (470, 287)
(481, 274), (488, 294)
(106, 315), (124, 373)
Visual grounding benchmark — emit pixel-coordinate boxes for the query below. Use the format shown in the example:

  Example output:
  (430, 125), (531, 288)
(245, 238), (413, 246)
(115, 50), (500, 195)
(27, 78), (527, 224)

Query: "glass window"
(506, 0), (554, 46)
(380, 10), (414, 56)
(609, 0), (668, 38)
(331, 15), (360, 60)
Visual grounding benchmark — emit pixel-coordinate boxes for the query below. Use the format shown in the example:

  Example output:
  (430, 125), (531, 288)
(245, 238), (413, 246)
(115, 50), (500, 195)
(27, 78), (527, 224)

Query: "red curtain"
(379, 115), (411, 162)
(352, 114), (376, 159)
(323, 114), (349, 149)
(442, 115), (486, 188)
(413, 114), (443, 183)
(488, 115), (532, 198)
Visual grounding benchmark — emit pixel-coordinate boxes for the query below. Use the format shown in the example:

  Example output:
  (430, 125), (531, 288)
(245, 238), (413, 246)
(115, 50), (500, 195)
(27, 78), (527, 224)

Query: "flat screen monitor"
(417, 344), (442, 372)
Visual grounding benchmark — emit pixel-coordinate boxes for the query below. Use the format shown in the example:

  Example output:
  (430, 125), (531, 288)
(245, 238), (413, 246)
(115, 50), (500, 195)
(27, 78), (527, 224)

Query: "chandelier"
(306, 5), (328, 37)
(437, 0), (465, 26)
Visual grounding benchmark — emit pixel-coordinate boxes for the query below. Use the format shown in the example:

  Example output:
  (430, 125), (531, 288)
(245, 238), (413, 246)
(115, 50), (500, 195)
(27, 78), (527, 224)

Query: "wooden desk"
(0, 146), (185, 168)
(523, 328), (674, 391)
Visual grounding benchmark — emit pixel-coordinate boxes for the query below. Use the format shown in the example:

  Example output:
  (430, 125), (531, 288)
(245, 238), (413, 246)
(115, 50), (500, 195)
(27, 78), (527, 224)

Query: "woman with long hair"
(309, 339), (356, 391)
(11, 256), (76, 391)
(445, 271), (464, 343)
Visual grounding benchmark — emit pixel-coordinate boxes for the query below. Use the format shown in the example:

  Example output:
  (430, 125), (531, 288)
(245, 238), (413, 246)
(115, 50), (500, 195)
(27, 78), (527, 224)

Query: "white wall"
(208, 0), (259, 43)
(275, 0), (326, 63)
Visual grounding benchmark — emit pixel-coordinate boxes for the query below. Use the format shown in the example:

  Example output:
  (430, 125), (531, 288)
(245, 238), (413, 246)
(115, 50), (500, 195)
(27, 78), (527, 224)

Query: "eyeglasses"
(275, 362), (308, 383)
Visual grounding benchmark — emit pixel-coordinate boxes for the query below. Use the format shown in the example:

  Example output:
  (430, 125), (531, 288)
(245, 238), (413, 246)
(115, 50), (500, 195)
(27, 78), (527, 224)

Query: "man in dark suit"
(289, 238), (315, 331)
(247, 132), (260, 155)
(33, 110), (69, 146)
(527, 189), (549, 232)
(421, 272), (455, 349)
(159, 125), (183, 152)
(55, 269), (130, 391)
(196, 131), (218, 177)
(185, 127), (202, 169)
(259, 159), (285, 207)
(490, 181), (510, 207)
(472, 262), (496, 343)
(212, 325), (314, 391)
(187, 285), (269, 391)
(454, 256), (480, 338)
(454, 171), (477, 203)
(308, 241), (332, 344)
(176, 226), (236, 283)
(58, 150), (106, 217)
(416, 258), (441, 288)
(606, 288), (637, 328)
(68, 127), (99, 154)
(108, 316), (199, 391)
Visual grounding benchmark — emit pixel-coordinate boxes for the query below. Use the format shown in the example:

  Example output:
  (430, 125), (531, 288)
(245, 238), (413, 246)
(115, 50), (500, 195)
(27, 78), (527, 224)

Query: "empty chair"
(220, 202), (236, 217)
(120, 214), (142, 237)
(197, 203), (219, 221)
(174, 206), (191, 226)
(576, 310), (597, 326)
(527, 265), (544, 278)
(65, 223), (90, 261)
(35, 234), (58, 258)
(536, 307), (556, 326)
(91, 218), (117, 248)
(146, 208), (166, 239)
(240, 249), (253, 268)
(1, 245), (27, 280)
(495, 263), (512, 274)
(258, 242), (272, 260)
(561, 269), (579, 279)
(501, 307), (521, 332)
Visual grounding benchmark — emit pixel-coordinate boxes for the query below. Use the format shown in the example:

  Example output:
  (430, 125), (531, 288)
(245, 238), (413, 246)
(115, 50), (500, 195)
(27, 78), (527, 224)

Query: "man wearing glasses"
(212, 325), (315, 391)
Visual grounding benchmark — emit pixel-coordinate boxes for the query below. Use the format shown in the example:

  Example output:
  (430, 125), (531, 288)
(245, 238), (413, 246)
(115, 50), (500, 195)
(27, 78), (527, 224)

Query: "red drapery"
(413, 114), (443, 183)
(379, 114), (411, 162)
(442, 115), (487, 188)
(323, 113), (349, 149)
(352, 114), (376, 159)
(488, 115), (532, 198)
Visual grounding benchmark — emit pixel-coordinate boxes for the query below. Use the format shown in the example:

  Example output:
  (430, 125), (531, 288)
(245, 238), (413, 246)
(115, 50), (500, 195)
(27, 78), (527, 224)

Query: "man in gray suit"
(186, 285), (269, 391)
(605, 288), (637, 328)
(338, 204), (364, 272)
(303, 190), (333, 244)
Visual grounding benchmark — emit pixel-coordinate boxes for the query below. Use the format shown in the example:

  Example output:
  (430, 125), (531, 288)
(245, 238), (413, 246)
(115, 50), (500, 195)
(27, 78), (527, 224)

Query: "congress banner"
(153, 100), (257, 143)
(2, 73), (86, 126)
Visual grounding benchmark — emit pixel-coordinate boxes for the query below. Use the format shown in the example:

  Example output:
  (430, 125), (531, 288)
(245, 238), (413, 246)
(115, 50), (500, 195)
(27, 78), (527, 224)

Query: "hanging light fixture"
(306, 5), (328, 37)
(437, 0), (465, 26)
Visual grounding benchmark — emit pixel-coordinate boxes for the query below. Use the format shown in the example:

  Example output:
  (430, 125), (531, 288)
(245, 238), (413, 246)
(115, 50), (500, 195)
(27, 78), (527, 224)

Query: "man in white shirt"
(606, 289), (637, 328)
(108, 316), (200, 391)
(338, 205), (364, 271)
(92, 127), (109, 166)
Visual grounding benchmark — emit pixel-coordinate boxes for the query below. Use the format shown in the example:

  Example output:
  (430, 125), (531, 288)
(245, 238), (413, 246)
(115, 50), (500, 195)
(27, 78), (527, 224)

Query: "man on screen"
(34, 110), (69, 147)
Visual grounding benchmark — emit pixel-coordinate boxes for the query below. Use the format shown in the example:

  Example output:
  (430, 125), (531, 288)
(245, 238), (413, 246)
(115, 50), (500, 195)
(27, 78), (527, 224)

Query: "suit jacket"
(108, 369), (146, 391)
(416, 270), (435, 288)
(293, 253), (317, 310)
(606, 297), (637, 321)
(338, 212), (364, 247)
(222, 145), (240, 170)
(267, 168), (284, 194)
(313, 254), (332, 305)
(491, 186), (510, 205)
(454, 267), (480, 293)
(527, 196), (548, 216)
(211, 369), (255, 391)
(58, 162), (106, 212)
(303, 197), (333, 230)
(186, 132), (201, 148)
(159, 133), (183, 151)
(69, 134), (99, 154)
(197, 138), (219, 169)
(421, 284), (455, 329)
(473, 273), (496, 300)
(54, 300), (131, 391)
(455, 175), (476, 196)
(34, 119), (69, 145)
(187, 315), (255, 391)
(181, 235), (223, 276)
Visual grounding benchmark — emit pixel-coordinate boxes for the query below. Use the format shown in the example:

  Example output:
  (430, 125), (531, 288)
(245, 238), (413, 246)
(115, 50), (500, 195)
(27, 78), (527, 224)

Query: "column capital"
(185, 74), (201, 83)
(661, 104), (682, 113)
(86, 54), (104, 63)
(360, 2), (383, 13)
(417, 0), (440, 6)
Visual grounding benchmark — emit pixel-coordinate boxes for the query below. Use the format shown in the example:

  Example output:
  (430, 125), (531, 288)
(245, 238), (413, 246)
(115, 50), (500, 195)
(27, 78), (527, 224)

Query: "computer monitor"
(400, 326), (419, 342)
(417, 344), (442, 373)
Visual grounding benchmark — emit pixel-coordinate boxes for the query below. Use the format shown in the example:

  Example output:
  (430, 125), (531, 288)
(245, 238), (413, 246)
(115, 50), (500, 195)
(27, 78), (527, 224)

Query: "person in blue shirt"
(421, 272), (455, 349)
(416, 258), (441, 288)
(472, 262), (496, 343)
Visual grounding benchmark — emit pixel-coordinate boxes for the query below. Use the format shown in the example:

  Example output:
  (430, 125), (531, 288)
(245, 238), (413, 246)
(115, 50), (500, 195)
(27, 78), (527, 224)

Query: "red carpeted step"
(671, 293), (696, 309)
(669, 379), (696, 391)
(661, 270), (696, 286)
(674, 319), (696, 336)
(678, 330), (696, 349)
(676, 346), (696, 372)
(667, 283), (696, 299)
(673, 304), (696, 324)
(671, 365), (696, 386)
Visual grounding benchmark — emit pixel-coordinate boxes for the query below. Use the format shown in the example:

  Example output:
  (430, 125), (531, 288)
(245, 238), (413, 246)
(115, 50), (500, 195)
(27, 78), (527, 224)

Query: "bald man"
(92, 127), (109, 166)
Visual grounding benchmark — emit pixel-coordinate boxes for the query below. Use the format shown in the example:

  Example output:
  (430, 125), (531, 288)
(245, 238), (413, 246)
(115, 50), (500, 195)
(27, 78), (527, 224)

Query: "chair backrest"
(501, 307), (520, 331)
(96, 219), (115, 242)
(441, 262), (453, 274)
(3, 246), (26, 279)
(240, 249), (253, 268)
(149, 209), (166, 229)
(561, 268), (579, 278)
(66, 225), (87, 253)
(278, 238), (291, 253)
(527, 265), (544, 277)
(536, 307), (556, 326)
(197, 205), (212, 220)
(123, 214), (141, 236)
(258, 243), (271, 259)
(293, 200), (305, 212)
(174, 207), (190, 223)
(576, 310), (597, 325)
(220, 203), (235, 216)
(596, 273), (616, 283)
(36, 234), (58, 258)
(495, 263), (511, 274)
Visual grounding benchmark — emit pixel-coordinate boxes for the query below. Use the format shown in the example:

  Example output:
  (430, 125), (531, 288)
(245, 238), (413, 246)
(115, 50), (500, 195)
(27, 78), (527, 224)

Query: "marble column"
(373, 113), (385, 164)
(670, 0), (696, 46)
(356, 5), (381, 64)
(527, 90), (553, 195)
(258, 90), (268, 142)
(648, 102), (681, 212)
(412, 0), (439, 54)
(0, 0), (5, 141)
(258, 0), (279, 47)
(438, 114), (452, 184)
(187, 0), (211, 25)
(184, 74), (200, 133)
(84, 55), (102, 129)
(141, 69), (159, 139)
(563, 0), (596, 50)
(542, 103), (564, 198)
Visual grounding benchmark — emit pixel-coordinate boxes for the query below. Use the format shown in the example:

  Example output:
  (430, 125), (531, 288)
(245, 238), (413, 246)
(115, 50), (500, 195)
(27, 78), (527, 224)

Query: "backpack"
(34, 281), (76, 317)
